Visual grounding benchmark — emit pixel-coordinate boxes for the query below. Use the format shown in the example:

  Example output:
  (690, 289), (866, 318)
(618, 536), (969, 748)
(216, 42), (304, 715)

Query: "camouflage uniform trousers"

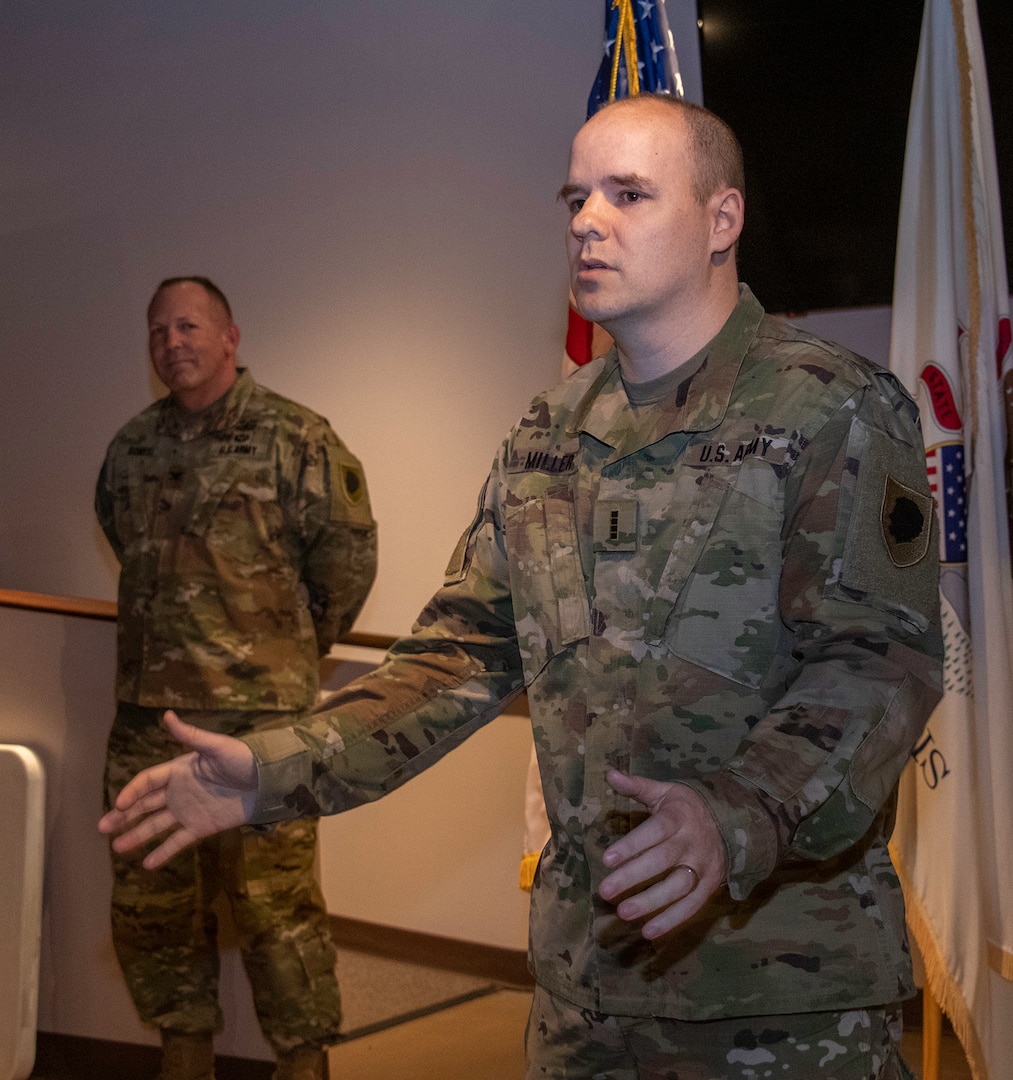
(105, 704), (342, 1053)
(525, 984), (916, 1080)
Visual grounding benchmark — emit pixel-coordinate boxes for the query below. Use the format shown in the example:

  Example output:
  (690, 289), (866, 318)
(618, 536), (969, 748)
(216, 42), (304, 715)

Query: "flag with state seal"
(888, 0), (1013, 1076)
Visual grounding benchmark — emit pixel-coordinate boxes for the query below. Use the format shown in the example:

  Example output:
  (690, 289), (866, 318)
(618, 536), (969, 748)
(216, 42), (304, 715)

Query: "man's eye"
(569, 199), (586, 214)
(620, 191), (642, 203)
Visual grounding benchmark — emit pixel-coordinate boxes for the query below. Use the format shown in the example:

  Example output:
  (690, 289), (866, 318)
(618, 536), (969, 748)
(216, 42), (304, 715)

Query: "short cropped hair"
(147, 276), (234, 324)
(608, 93), (745, 205)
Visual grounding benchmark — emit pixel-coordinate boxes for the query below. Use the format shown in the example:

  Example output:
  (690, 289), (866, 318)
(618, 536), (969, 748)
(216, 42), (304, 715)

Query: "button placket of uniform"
(543, 479), (592, 647)
(583, 455), (640, 842)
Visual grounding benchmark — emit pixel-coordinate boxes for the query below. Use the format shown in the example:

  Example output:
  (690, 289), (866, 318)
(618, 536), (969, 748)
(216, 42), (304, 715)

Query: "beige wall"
(0, 0), (703, 637)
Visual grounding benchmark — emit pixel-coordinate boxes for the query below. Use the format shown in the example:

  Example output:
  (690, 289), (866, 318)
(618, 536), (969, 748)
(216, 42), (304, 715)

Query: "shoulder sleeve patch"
(341, 463), (366, 506)
(881, 474), (933, 567)
(836, 421), (938, 629)
(326, 442), (373, 525)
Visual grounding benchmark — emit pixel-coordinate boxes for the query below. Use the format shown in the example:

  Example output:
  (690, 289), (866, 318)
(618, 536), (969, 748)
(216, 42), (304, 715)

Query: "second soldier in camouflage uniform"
(102, 102), (942, 1079)
(97, 277), (377, 1080)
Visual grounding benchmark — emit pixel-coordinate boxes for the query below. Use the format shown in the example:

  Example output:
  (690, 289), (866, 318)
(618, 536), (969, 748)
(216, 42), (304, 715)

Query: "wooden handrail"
(0, 588), (116, 621)
(0, 588), (531, 714)
(0, 588), (396, 651)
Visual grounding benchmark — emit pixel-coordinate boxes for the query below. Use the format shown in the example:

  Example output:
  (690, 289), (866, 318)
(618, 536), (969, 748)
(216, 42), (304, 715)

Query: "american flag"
(587, 0), (683, 116)
(925, 441), (968, 565)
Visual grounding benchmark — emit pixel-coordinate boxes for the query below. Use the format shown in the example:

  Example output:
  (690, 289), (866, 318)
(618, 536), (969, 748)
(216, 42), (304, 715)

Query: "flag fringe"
(518, 851), (540, 893)
(893, 844), (989, 1080)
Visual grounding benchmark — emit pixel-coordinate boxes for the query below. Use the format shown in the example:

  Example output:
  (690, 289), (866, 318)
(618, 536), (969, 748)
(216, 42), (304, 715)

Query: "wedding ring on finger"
(675, 863), (700, 891)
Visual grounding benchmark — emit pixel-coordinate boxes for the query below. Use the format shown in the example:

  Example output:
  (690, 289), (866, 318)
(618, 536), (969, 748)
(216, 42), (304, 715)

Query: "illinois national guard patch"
(342, 463), (365, 505)
(835, 419), (939, 625)
(881, 474), (933, 567)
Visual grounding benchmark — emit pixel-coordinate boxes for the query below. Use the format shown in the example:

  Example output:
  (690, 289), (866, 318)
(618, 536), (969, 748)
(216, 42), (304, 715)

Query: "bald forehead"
(567, 99), (691, 181)
(566, 97), (692, 190)
(580, 95), (687, 141)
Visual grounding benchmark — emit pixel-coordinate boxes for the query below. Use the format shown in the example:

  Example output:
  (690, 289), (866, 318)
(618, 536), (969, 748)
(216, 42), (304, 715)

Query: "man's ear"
(224, 321), (240, 356)
(710, 187), (744, 257)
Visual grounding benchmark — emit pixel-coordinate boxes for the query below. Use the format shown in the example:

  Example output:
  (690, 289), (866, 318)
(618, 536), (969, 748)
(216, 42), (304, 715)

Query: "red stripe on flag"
(565, 304), (595, 367)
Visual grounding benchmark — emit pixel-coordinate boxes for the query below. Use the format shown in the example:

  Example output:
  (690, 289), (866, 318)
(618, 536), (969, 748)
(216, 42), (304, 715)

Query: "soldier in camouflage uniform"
(101, 100), (942, 1079)
(96, 277), (377, 1080)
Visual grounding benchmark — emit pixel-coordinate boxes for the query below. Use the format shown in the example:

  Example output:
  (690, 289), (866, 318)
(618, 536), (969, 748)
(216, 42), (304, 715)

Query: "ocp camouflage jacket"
(246, 289), (942, 1019)
(96, 369), (377, 712)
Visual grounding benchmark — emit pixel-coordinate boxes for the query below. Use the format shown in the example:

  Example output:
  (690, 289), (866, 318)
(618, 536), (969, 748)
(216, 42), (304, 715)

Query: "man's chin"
(158, 367), (198, 391)
(572, 286), (618, 323)
(573, 296), (605, 323)
(576, 304), (619, 333)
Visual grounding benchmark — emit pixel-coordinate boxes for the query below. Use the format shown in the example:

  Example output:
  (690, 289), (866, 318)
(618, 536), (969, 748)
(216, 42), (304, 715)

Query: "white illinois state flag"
(888, 1), (1013, 1077)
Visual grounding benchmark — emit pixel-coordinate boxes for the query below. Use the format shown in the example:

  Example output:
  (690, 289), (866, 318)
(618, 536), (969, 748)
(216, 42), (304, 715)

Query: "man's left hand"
(600, 769), (726, 939)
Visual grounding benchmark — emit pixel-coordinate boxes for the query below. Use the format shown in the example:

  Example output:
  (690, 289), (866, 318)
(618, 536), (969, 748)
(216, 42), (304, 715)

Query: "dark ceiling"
(697, 0), (1011, 312)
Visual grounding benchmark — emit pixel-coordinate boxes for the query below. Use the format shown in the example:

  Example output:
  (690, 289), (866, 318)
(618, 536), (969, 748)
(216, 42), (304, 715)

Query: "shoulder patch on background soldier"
(341, 464), (365, 505)
(881, 475), (932, 567)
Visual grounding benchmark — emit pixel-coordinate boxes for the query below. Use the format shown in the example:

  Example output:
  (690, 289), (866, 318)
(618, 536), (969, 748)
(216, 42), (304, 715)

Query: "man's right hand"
(98, 710), (259, 869)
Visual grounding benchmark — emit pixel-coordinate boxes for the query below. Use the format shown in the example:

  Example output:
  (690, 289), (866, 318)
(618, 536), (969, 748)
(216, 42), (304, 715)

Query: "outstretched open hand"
(98, 710), (259, 870)
(599, 769), (727, 939)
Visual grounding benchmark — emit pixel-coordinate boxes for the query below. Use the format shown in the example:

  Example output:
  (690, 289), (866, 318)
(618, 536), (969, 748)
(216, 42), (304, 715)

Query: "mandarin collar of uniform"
(567, 285), (765, 449)
(155, 367), (254, 440)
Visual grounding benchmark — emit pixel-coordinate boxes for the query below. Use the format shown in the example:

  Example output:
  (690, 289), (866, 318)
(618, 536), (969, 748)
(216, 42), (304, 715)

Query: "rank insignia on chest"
(593, 498), (638, 552)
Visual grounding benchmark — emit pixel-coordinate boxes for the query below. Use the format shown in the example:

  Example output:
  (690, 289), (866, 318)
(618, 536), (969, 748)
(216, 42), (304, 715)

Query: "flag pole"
(923, 985), (942, 1080)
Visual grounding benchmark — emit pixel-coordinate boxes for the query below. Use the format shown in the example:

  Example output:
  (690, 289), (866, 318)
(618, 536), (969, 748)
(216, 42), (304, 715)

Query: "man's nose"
(166, 326), (185, 348)
(570, 195), (606, 240)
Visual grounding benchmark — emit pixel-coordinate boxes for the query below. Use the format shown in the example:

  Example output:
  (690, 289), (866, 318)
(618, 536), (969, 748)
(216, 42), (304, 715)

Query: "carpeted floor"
(327, 988), (531, 1078)
(28, 946), (502, 1079)
(334, 944), (499, 1040)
